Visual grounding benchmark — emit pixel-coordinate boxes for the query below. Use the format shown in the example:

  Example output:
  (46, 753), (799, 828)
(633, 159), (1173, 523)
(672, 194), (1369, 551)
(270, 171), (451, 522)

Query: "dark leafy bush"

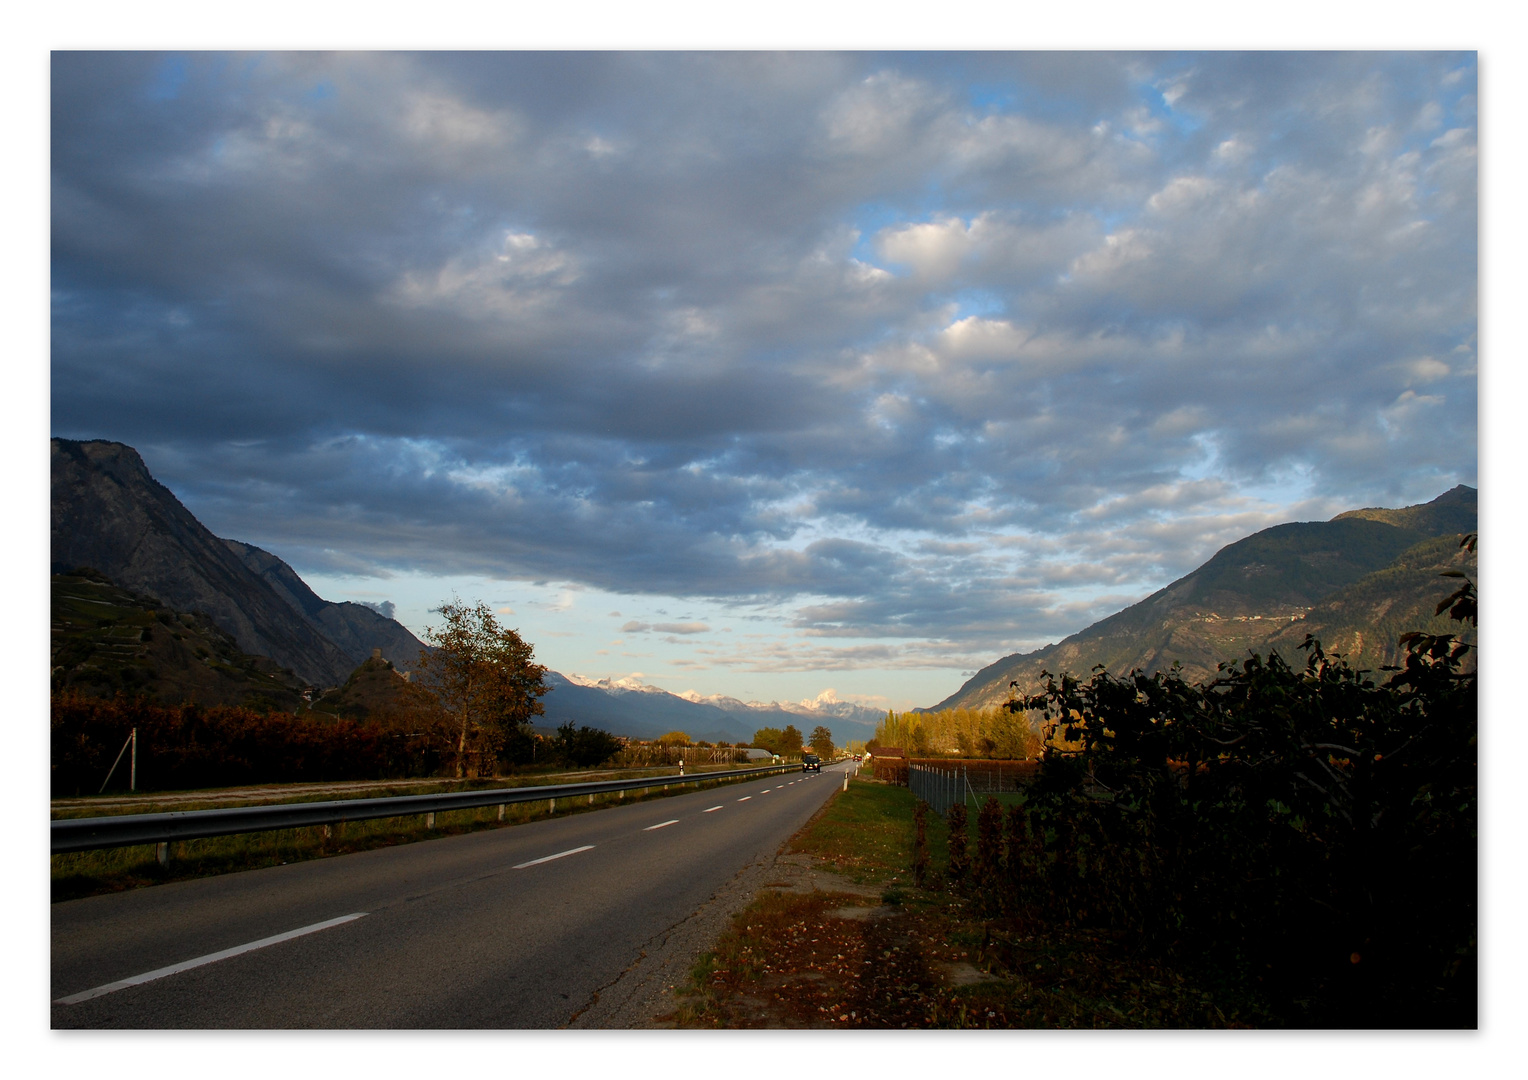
(1002, 545), (1477, 1027)
(552, 722), (624, 768)
(945, 801), (969, 884)
(911, 799), (930, 888)
(974, 796), (1003, 891)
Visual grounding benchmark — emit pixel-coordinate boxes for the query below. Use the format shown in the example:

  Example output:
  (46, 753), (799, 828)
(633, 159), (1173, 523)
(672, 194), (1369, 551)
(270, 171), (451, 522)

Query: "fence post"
(130, 727), (137, 792)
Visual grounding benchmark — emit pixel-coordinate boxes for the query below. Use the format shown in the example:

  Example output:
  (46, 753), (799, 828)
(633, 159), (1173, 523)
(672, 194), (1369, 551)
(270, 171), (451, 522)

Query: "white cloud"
(401, 91), (515, 150)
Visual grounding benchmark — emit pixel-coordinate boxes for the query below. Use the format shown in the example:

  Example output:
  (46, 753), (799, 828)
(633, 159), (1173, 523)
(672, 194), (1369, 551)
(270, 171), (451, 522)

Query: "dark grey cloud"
(51, 51), (1477, 662)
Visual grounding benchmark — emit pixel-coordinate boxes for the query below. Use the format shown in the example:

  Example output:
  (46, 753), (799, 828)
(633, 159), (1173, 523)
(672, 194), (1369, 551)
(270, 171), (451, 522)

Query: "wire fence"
(908, 763), (974, 816)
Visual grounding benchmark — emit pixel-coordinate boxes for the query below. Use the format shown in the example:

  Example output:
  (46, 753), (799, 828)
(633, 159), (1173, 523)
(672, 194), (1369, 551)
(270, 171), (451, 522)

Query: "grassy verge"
(51, 767), (768, 902)
(672, 774), (1273, 1028)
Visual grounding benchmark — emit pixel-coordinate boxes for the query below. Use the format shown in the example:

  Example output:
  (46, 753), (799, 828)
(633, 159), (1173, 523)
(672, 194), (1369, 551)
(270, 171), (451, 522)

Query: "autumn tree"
(414, 598), (548, 778)
(779, 724), (803, 756)
(808, 725), (835, 758)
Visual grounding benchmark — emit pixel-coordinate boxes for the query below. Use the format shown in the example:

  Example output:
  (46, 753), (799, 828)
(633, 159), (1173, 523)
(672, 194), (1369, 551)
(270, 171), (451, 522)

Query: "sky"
(49, 50), (1479, 710)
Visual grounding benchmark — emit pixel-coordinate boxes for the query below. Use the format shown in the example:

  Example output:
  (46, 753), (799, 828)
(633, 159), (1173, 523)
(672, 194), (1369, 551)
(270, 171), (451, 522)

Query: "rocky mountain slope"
(224, 539), (427, 673)
(52, 438), (425, 687)
(930, 486), (1477, 713)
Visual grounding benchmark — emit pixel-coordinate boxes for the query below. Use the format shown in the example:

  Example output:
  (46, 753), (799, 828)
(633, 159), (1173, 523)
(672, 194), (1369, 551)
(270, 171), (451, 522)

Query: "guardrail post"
(156, 841), (169, 867)
(425, 813), (435, 829)
(549, 798), (555, 814)
(498, 804), (506, 821)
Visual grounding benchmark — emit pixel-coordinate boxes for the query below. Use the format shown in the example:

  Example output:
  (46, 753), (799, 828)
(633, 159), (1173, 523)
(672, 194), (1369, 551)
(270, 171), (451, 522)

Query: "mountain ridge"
(929, 486), (1476, 713)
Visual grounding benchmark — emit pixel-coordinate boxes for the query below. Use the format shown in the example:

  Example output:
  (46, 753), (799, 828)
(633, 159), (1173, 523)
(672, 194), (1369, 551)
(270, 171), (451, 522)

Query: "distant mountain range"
(538, 672), (883, 746)
(50, 437), (883, 746)
(930, 485), (1477, 713)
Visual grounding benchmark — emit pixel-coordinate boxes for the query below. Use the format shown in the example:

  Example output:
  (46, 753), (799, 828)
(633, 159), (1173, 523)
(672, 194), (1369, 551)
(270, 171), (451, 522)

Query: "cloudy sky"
(50, 51), (1478, 709)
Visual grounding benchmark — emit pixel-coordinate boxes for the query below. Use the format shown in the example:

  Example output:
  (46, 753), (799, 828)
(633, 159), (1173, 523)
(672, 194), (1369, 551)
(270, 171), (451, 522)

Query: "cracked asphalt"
(52, 762), (851, 1028)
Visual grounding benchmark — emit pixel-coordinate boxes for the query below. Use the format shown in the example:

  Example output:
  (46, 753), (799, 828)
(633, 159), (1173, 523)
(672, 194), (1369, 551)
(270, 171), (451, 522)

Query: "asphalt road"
(52, 761), (852, 1028)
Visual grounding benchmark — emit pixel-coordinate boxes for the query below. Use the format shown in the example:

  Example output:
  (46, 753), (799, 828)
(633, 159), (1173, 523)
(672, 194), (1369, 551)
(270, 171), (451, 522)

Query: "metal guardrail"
(51, 762), (797, 854)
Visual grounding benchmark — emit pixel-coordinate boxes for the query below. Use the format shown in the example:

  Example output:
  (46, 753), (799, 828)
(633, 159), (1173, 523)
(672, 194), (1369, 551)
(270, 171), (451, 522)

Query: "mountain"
(676, 689), (884, 744)
(51, 438), (426, 687)
(535, 673), (882, 746)
(224, 539), (427, 672)
(931, 486), (1477, 713)
(537, 672), (755, 743)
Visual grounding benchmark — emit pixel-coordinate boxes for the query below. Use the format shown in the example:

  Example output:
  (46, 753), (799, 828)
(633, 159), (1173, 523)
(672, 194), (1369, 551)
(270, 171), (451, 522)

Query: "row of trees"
(872, 706), (1042, 759)
(751, 724), (836, 758)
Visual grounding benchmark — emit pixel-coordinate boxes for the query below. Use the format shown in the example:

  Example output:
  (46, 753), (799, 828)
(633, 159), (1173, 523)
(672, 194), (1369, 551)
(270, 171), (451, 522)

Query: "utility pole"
(130, 727), (137, 791)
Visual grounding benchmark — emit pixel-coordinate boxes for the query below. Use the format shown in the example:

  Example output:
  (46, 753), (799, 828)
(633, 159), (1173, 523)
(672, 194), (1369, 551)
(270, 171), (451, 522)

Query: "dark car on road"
(801, 754), (821, 772)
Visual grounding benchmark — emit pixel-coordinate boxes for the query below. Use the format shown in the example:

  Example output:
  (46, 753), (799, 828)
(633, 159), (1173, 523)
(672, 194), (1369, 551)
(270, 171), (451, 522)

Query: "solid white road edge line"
(513, 844), (596, 869)
(644, 820), (680, 831)
(54, 912), (369, 1006)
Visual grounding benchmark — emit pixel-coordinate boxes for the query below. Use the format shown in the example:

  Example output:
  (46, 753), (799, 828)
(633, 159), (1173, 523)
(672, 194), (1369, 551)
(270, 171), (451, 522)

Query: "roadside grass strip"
(55, 913), (368, 1005)
(671, 775), (1265, 1029)
(513, 845), (595, 869)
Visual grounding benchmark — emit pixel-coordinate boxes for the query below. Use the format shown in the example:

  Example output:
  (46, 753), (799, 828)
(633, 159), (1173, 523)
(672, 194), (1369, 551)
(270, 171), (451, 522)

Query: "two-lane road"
(52, 762), (852, 1028)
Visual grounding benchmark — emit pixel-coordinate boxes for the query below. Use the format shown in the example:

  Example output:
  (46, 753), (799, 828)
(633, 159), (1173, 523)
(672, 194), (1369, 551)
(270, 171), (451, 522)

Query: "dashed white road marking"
(513, 845), (595, 869)
(737, 796), (751, 801)
(644, 820), (680, 831)
(703, 806), (722, 813)
(54, 913), (369, 1005)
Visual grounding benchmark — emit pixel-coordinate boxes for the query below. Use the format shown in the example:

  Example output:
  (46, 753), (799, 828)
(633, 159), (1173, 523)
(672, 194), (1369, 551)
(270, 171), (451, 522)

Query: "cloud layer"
(52, 52), (1477, 674)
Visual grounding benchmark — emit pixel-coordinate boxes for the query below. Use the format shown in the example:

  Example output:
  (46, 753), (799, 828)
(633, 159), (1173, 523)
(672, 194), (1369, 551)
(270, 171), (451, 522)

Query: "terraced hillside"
(51, 571), (310, 711)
